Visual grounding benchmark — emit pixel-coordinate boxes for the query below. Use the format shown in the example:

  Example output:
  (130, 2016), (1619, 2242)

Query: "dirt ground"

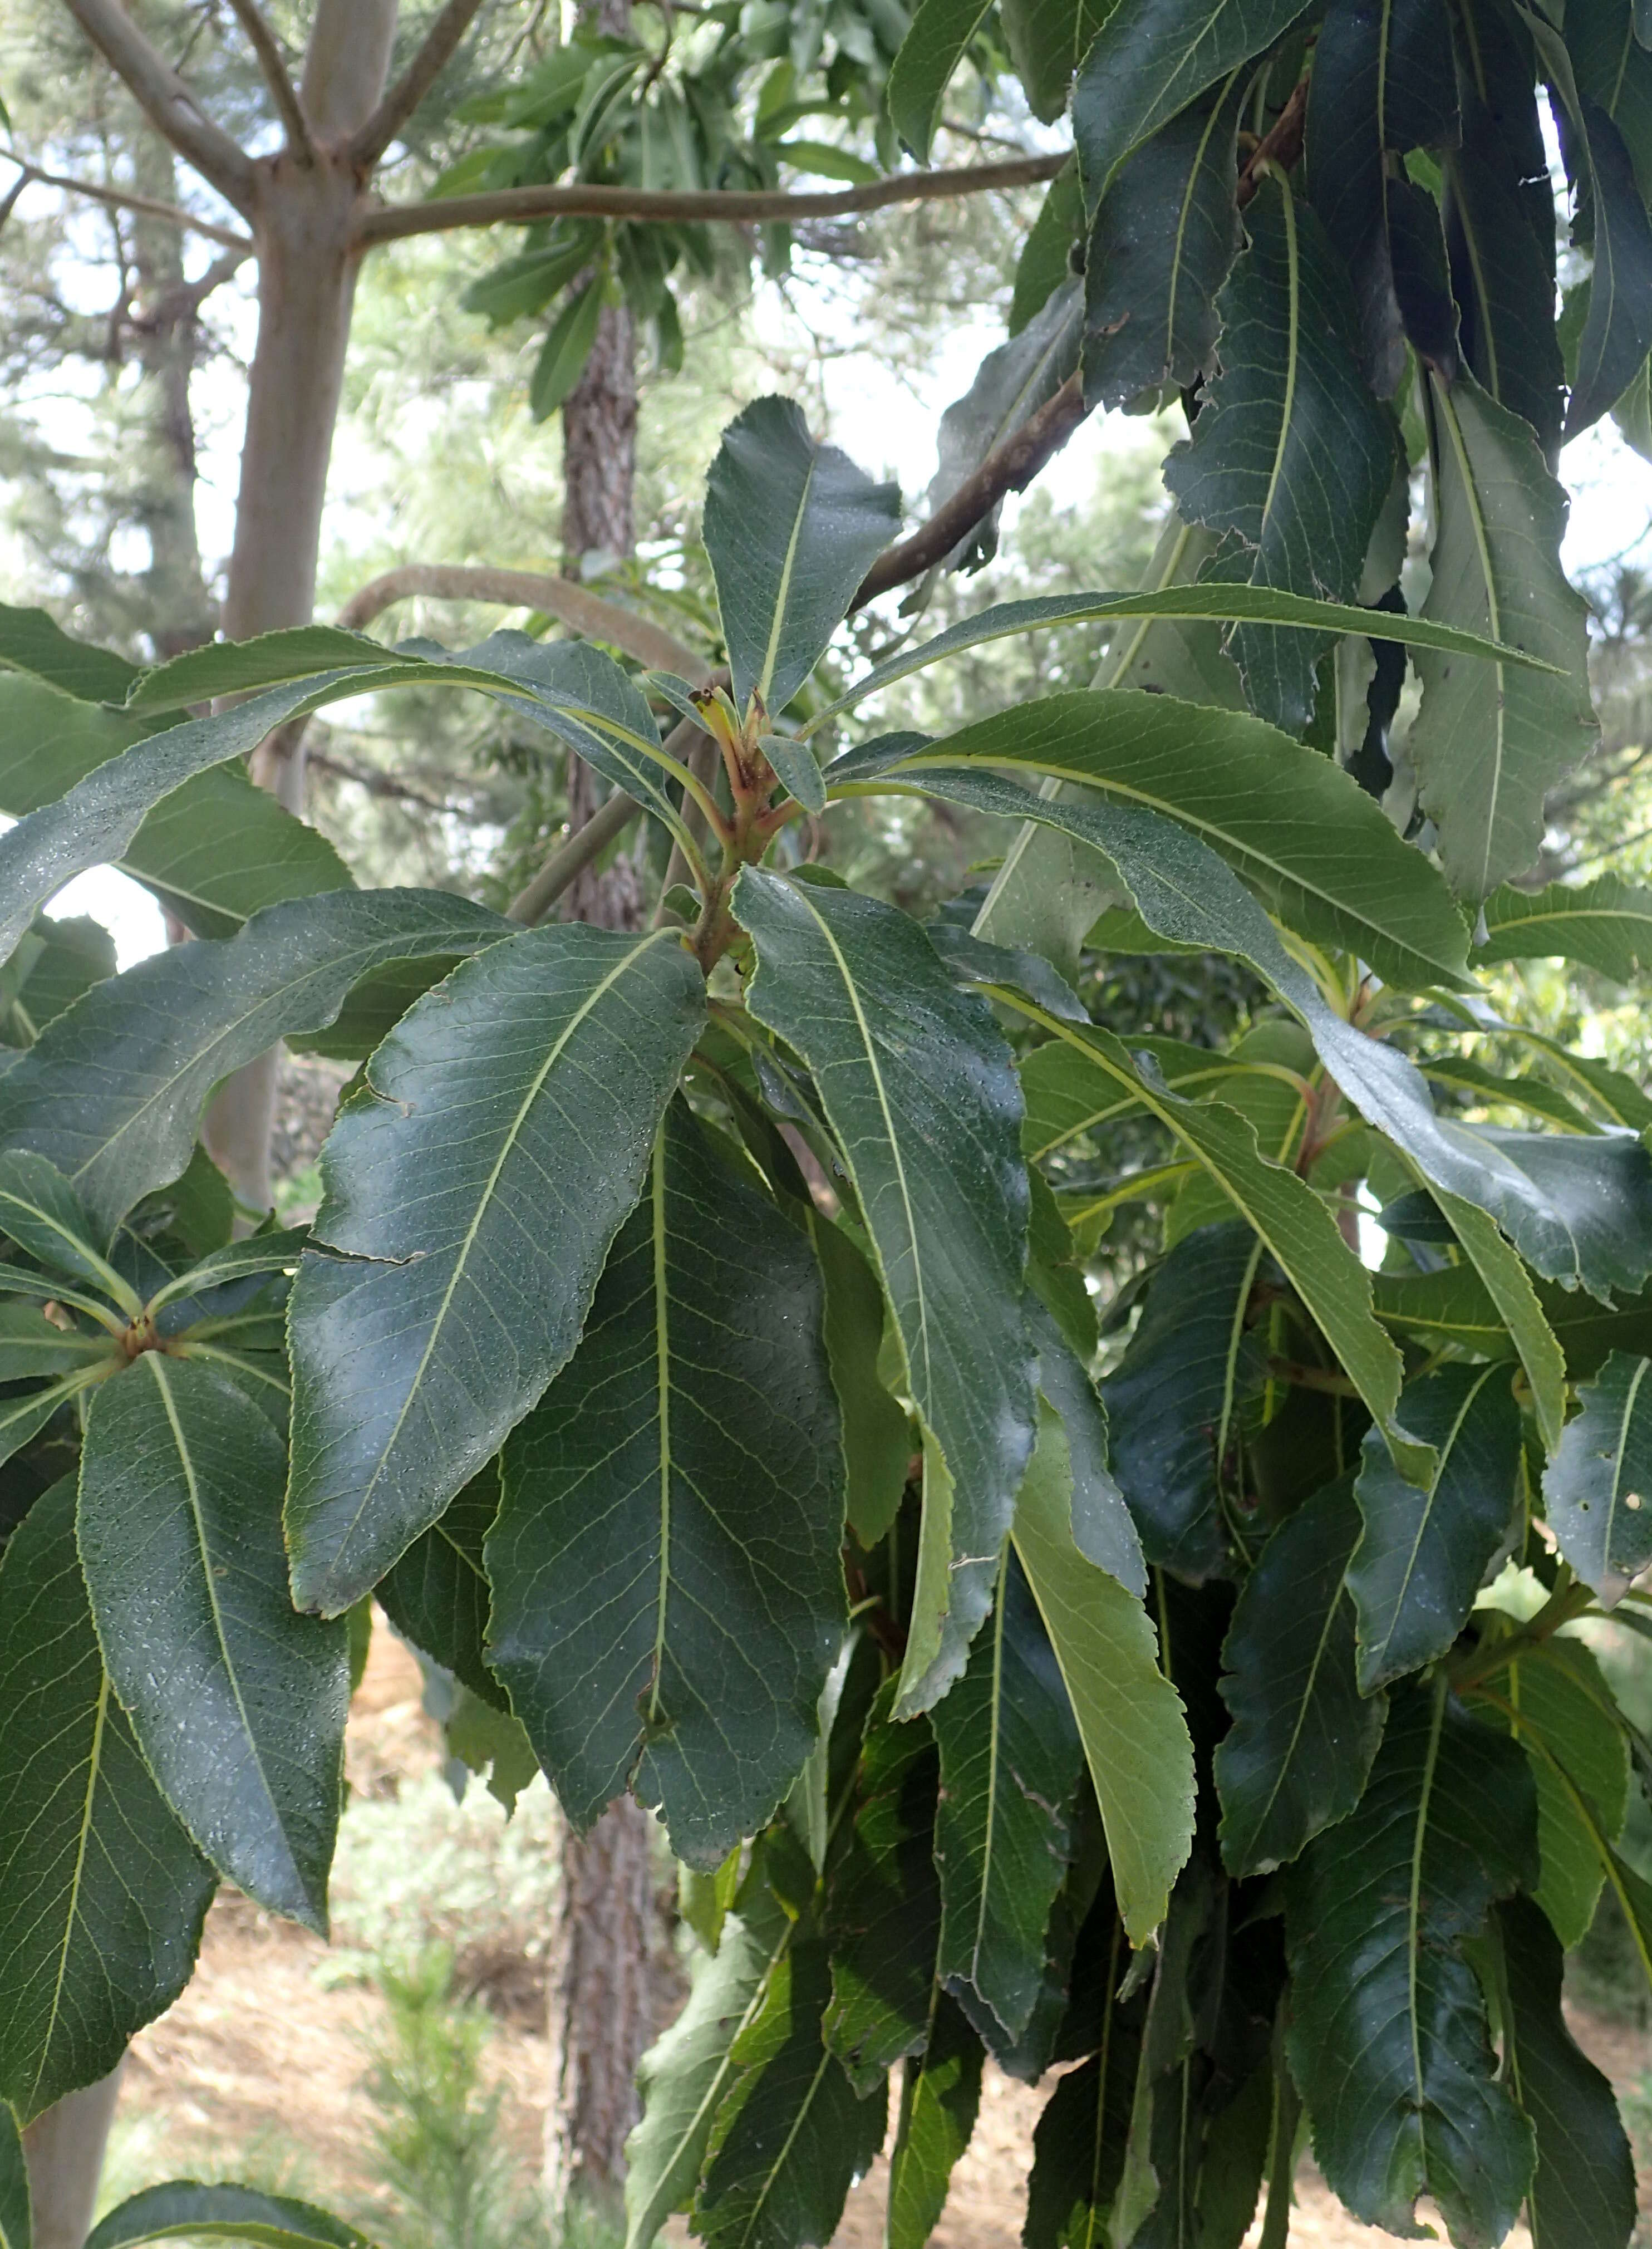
(117, 1626), (1649, 2248)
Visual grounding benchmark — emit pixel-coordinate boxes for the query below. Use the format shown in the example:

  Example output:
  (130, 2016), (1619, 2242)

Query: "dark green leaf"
(1023, 1976), (1140, 2249)
(1434, 1189), (1568, 1456)
(807, 1210), (910, 1550)
(1010, 159), (1083, 333)
(376, 1466), (503, 1710)
(0, 889), (513, 1239)
(931, 1550), (1083, 2040)
(0, 914), (115, 1045)
(287, 924), (705, 1614)
(1570, 0), (1652, 195)
(529, 271), (606, 420)
(1498, 1894), (1638, 2249)
(885, 1996), (982, 2249)
(0, 602), (137, 701)
(1163, 173), (1404, 733)
(148, 1229), (308, 1312)
(1541, 1350), (1652, 1603)
(736, 869), (1036, 1713)
(0, 1479), (214, 2122)
(696, 1942), (888, 2249)
(1349, 1361), (1522, 1692)
(0, 1152), (137, 1307)
(1000, 0), (1110, 120)
(760, 734), (825, 814)
(1030, 1300), (1145, 1596)
(0, 2104), (26, 2249)
(1413, 369), (1599, 897)
(1476, 873), (1652, 981)
(488, 1101), (845, 1865)
(1285, 1684), (1537, 2243)
(1216, 1476), (1387, 1877)
(702, 397), (901, 712)
(80, 1355), (346, 1930)
(887, 0), (994, 158)
(83, 2185), (372, 2249)
(1083, 72), (1246, 412)
(926, 922), (1088, 1025)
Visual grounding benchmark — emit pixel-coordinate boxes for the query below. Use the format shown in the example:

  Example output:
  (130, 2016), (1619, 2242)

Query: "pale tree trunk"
(21, 2067), (125, 2249)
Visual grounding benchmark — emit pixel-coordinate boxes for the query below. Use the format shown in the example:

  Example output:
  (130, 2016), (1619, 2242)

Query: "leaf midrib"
(1367, 1363), (1499, 1678)
(758, 451), (820, 706)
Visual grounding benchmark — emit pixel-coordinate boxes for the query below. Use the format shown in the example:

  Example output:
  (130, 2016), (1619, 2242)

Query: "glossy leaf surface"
(1541, 1350), (1652, 1603)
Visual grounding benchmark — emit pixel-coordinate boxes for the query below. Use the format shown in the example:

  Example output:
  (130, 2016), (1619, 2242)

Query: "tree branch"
(224, 0), (313, 161)
(338, 562), (706, 678)
(353, 151), (1069, 248)
(348, 0), (493, 169)
(508, 787), (641, 924)
(58, 0), (257, 210)
(849, 370), (1089, 611)
(0, 153), (253, 249)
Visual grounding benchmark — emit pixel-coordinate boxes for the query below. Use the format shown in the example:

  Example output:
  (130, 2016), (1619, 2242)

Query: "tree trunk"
(21, 2066), (124, 2249)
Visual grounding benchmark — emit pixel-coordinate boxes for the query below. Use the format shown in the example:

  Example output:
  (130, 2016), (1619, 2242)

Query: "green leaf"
(529, 272), (606, 420)
(83, 2184), (373, 2249)
(1412, 369), (1599, 898)
(931, 1550), (1083, 2040)
(1285, 1683), (1538, 2244)
(695, 1943), (888, 2249)
(702, 397), (901, 712)
(1215, 1476), (1388, 1877)
(1011, 159), (1084, 333)
(735, 870), (1036, 1713)
(888, 0), (994, 158)
(376, 1466), (503, 1710)
(1013, 1398), (1194, 1942)
(1498, 1894), (1638, 2249)
(0, 1152), (139, 1308)
(623, 1898), (793, 2249)
(807, 1210), (910, 1550)
(773, 140), (882, 185)
(1100, 1220), (1266, 1583)
(1540, 1351), (1652, 1603)
(0, 914), (116, 1045)
(1436, 1189), (1569, 1456)
(487, 1101), (847, 1866)
(0, 2103), (28, 2249)
(885, 1996), (983, 2249)
(1163, 171), (1404, 733)
(287, 924), (705, 1614)
(125, 628), (406, 710)
(1000, 0), (1110, 119)
(147, 1229), (308, 1313)
(79, 1354), (347, 1930)
(1022, 1975), (1140, 2249)
(1349, 1362), (1523, 1692)
(1083, 71), (1246, 413)
(1475, 873), (1652, 981)
(0, 890), (513, 1239)
(0, 1479), (215, 2122)
(1030, 1300), (1145, 1597)
(1072, 0), (1309, 210)
(0, 601), (137, 701)
(759, 733), (825, 814)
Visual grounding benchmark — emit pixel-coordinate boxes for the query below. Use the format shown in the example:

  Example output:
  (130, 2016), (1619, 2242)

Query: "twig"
(348, 0), (493, 169)
(224, 0), (313, 160)
(508, 788), (640, 924)
(338, 562), (706, 678)
(1236, 75), (1309, 209)
(307, 747), (461, 813)
(354, 151), (1069, 247)
(58, 0), (256, 209)
(0, 153), (252, 249)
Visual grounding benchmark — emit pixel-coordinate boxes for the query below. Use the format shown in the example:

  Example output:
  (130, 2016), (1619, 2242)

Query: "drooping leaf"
(1022, 1968), (1141, 2249)
(1000, 0), (1110, 120)
(1412, 369), (1599, 897)
(529, 271), (605, 420)
(1013, 1398), (1195, 1942)
(1540, 1350), (1652, 1603)
(1570, 0), (1652, 196)
(78, 1356), (346, 1929)
(1215, 1476), (1387, 1877)
(1082, 72), (1246, 412)
(1071, 0), (1309, 210)
(287, 924), (705, 1614)
(1285, 1683), (1538, 2245)
(125, 628), (406, 709)
(377, 1466), (503, 1708)
(1100, 1220), (1267, 1583)
(701, 397), (901, 713)
(695, 1942), (888, 2249)
(1029, 1300), (1146, 1596)
(1497, 1894), (1638, 2249)
(1349, 1361), (1522, 1692)
(888, 0), (995, 161)
(0, 889), (513, 1240)
(1011, 159), (1084, 333)
(0, 1152), (139, 1307)
(487, 1101), (846, 1866)
(931, 1549), (1084, 2040)
(1163, 171), (1405, 733)
(805, 1210), (911, 1550)
(884, 1996), (982, 2249)
(0, 1479), (215, 2122)
(735, 869), (1036, 1714)
(82, 2185), (373, 2249)
(1476, 873), (1652, 981)
(0, 913), (116, 1047)
(1435, 1189), (1570, 1456)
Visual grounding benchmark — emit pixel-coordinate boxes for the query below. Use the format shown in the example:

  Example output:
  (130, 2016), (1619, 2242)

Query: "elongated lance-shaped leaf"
(931, 1549), (1084, 2041)
(735, 870), (1036, 1715)
(0, 1152), (139, 1307)
(1497, 1894), (1638, 2249)
(0, 1479), (215, 2122)
(1541, 1351), (1652, 1603)
(83, 2185), (374, 2249)
(146, 1229), (308, 1312)
(694, 1942), (888, 2249)
(0, 600), (137, 699)
(999, 0), (1110, 120)
(0, 675), (352, 941)
(885, 1994), (984, 2249)
(0, 889), (513, 1241)
(376, 1466), (503, 1710)
(1072, 0), (1309, 211)
(1285, 1683), (1538, 2244)
(701, 397), (900, 713)
(287, 924), (705, 1615)
(805, 1207), (910, 1550)
(124, 626), (413, 709)
(487, 1101), (847, 1866)
(1349, 1361), (1523, 1692)
(1013, 1397), (1194, 1942)
(888, 0), (994, 159)
(79, 1355), (348, 1928)
(1163, 171), (1405, 734)
(1413, 369), (1598, 898)
(1029, 1299), (1145, 1596)
(1435, 1189), (1569, 1456)
(623, 1892), (794, 2249)
(1022, 1948), (1141, 2249)
(1083, 72), (1246, 412)
(1476, 872), (1652, 981)
(1216, 1477), (1388, 1878)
